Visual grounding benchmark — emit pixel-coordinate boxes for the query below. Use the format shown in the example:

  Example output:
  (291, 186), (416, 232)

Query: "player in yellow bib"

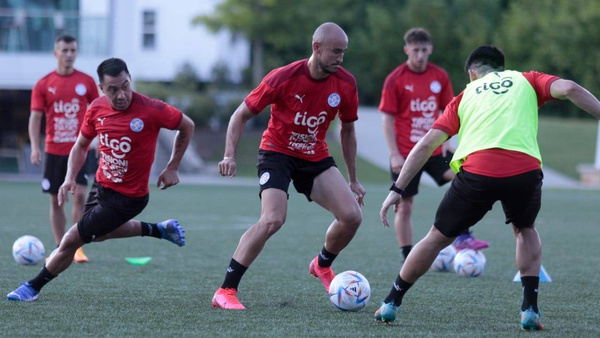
(376, 45), (600, 331)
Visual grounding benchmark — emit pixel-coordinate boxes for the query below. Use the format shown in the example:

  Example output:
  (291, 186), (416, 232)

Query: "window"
(0, 0), (81, 52)
(142, 10), (155, 50)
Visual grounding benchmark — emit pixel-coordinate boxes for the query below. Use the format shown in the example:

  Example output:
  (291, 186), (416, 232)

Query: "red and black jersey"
(31, 69), (99, 155)
(379, 62), (453, 157)
(81, 92), (183, 197)
(245, 59), (359, 161)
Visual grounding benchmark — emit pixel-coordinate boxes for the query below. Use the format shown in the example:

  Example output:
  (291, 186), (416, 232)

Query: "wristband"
(223, 157), (235, 161)
(389, 183), (404, 194)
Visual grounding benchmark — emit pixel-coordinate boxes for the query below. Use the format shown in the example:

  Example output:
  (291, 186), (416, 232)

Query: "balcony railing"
(0, 9), (109, 55)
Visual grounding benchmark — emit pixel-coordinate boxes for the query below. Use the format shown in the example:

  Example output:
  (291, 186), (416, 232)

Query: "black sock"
(221, 258), (248, 290)
(317, 246), (337, 268)
(521, 276), (539, 312)
(27, 266), (56, 291)
(140, 222), (162, 239)
(384, 275), (413, 307)
(401, 245), (412, 260)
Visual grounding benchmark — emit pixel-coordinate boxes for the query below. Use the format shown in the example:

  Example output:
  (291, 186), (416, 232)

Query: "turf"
(0, 180), (599, 337)
(537, 116), (597, 179)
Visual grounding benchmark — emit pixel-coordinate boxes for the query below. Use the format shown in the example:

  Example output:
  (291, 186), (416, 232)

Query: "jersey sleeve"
(30, 79), (46, 112)
(432, 91), (463, 136)
(244, 73), (278, 114)
(338, 83), (359, 122)
(159, 104), (184, 130)
(378, 74), (400, 114)
(522, 71), (560, 107)
(80, 105), (97, 140)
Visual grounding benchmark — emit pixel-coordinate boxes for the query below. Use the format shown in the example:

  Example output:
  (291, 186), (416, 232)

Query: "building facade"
(0, 0), (249, 172)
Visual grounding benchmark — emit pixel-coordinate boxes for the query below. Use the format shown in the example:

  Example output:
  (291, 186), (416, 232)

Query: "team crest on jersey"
(259, 172), (270, 185)
(75, 83), (87, 96)
(130, 118), (144, 132)
(327, 93), (341, 107)
(430, 81), (441, 94)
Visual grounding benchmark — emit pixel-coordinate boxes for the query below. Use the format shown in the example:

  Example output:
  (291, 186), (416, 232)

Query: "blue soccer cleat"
(520, 306), (544, 331)
(157, 219), (186, 247)
(7, 282), (39, 302)
(374, 302), (399, 324)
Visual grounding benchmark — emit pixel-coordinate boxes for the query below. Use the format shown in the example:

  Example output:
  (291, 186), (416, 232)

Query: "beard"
(318, 60), (339, 74)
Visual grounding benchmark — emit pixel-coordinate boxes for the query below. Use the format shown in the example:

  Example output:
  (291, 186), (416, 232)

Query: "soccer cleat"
(453, 232), (490, 251)
(73, 247), (89, 263)
(7, 282), (39, 302)
(375, 302), (399, 324)
(521, 306), (544, 331)
(309, 256), (335, 291)
(157, 219), (186, 247)
(211, 287), (246, 310)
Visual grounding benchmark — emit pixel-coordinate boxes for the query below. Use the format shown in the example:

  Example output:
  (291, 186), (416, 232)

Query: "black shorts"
(391, 152), (453, 198)
(77, 181), (149, 243)
(434, 168), (543, 237)
(256, 150), (337, 201)
(83, 178), (99, 214)
(42, 153), (88, 194)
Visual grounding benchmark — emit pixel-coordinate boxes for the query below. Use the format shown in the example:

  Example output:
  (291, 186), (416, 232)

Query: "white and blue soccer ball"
(12, 235), (45, 265)
(430, 245), (457, 272)
(453, 249), (486, 277)
(328, 270), (371, 311)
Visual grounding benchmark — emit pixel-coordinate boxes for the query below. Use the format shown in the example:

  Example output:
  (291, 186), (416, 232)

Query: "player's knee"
(58, 233), (81, 252)
(73, 192), (86, 205)
(396, 207), (412, 223)
(259, 215), (286, 236)
(398, 200), (413, 213)
(339, 208), (362, 230)
(512, 223), (535, 235)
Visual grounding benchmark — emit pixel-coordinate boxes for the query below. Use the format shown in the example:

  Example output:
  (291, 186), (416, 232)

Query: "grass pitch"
(0, 180), (599, 337)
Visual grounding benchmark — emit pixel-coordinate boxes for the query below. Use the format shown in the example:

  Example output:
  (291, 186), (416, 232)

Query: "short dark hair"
(97, 58), (130, 82)
(55, 35), (76, 45)
(464, 45), (505, 72)
(403, 27), (432, 45)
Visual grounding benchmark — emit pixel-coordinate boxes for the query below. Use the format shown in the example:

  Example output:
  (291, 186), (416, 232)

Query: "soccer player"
(29, 35), (99, 262)
(375, 45), (600, 330)
(211, 22), (366, 310)
(379, 27), (488, 261)
(7, 58), (194, 302)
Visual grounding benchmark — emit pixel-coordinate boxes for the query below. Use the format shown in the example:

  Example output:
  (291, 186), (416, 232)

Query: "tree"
(346, 0), (505, 104)
(193, 0), (357, 86)
(192, 0), (599, 115)
(495, 0), (600, 117)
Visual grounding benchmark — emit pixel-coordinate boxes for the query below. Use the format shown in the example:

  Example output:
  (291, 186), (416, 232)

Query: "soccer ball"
(12, 235), (45, 265)
(453, 249), (486, 277)
(430, 245), (457, 272)
(328, 270), (371, 311)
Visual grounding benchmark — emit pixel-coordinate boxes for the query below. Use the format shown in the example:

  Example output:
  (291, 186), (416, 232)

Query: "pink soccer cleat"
(309, 256), (335, 291)
(211, 287), (246, 310)
(453, 232), (490, 251)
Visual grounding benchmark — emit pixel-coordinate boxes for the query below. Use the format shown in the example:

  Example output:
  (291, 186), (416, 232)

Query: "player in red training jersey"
(375, 45), (600, 330)
(29, 35), (99, 262)
(379, 28), (488, 261)
(7, 58), (195, 302)
(212, 22), (366, 310)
